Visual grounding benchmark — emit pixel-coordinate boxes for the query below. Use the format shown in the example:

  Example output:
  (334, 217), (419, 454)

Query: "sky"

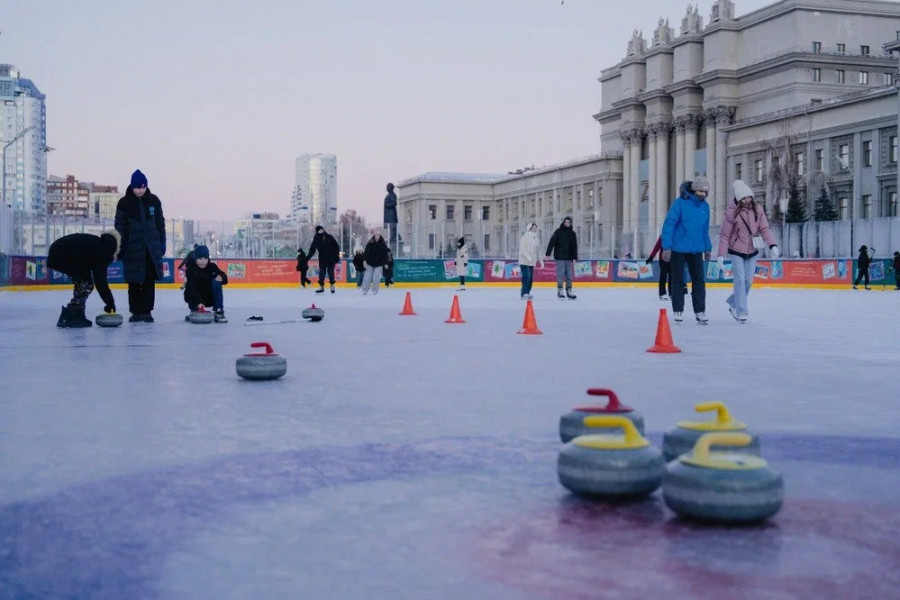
(3, 0), (773, 223)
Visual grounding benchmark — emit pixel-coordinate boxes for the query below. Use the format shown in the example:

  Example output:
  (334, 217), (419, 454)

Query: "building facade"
(290, 154), (337, 226)
(46, 175), (90, 218)
(90, 185), (120, 220)
(1, 64), (47, 215)
(397, 0), (900, 259)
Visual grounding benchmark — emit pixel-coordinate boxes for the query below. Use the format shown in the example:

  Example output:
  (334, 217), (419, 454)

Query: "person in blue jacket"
(661, 175), (711, 324)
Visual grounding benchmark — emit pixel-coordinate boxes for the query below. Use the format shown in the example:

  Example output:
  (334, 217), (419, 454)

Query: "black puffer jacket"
(307, 232), (340, 265)
(184, 261), (228, 310)
(47, 233), (117, 307)
(546, 219), (578, 260)
(114, 187), (166, 283)
(364, 237), (390, 267)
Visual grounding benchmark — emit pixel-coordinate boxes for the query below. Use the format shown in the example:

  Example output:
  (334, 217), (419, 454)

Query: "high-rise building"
(291, 154), (337, 225)
(0, 64), (47, 215)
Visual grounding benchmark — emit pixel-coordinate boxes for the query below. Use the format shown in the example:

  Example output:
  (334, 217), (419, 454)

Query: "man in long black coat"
(47, 231), (120, 327)
(307, 225), (341, 293)
(114, 169), (166, 322)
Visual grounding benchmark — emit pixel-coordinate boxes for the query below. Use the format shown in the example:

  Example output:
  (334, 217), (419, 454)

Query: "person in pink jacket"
(717, 180), (780, 323)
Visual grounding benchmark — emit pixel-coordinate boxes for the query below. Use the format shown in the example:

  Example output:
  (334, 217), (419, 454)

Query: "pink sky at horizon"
(3, 0), (772, 225)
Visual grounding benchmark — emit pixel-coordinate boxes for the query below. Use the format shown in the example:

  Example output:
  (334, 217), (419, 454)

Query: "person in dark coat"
(47, 231), (121, 328)
(384, 183), (398, 244)
(183, 245), (228, 322)
(361, 232), (390, 295)
(384, 249), (395, 287)
(114, 169), (166, 322)
(853, 245), (873, 290)
(545, 216), (578, 299)
(178, 244), (198, 290)
(306, 225), (341, 293)
(352, 247), (366, 288)
(891, 251), (900, 290)
(295, 248), (312, 288)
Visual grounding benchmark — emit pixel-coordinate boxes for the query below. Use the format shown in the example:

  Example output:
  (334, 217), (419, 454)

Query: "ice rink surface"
(1, 284), (898, 599)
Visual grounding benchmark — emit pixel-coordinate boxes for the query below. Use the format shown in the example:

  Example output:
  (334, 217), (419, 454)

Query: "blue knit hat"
(194, 245), (210, 260)
(130, 169), (148, 188)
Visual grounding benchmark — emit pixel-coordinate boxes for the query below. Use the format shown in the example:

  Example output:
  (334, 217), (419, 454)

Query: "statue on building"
(710, 0), (735, 23)
(653, 18), (674, 46)
(626, 29), (646, 56)
(681, 4), (703, 35)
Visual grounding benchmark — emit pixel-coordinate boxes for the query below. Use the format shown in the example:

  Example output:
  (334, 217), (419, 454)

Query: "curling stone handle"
(581, 415), (643, 444)
(250, 342), (275, 355)
(691, 432), (752, 461)
(694, 401), (733, 425)
(586, 388), (622, 410)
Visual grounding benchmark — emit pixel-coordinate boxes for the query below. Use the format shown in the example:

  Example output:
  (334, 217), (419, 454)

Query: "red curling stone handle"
(579, 388), (634, 412)
(246, 341), (278, 356)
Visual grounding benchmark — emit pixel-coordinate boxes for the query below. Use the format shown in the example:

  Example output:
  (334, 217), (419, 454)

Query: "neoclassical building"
(398, 0), (900, 259)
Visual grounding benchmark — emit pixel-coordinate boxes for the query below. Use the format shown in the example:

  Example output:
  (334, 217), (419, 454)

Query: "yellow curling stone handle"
(680, 432), (767, 470)
(676, 401), (747, 431)
(573, 416), (649, 450)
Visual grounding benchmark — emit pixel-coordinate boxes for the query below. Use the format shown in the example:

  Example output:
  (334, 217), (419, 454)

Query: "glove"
(645, 257), (652, 265)
(770, 245), (781, 258)
(717, 256), (725, 271)
(703, 251), (711, 261)
(540, 260), (545, 269)
(104, 305), (116, 314)
(661, 249), (671, 262)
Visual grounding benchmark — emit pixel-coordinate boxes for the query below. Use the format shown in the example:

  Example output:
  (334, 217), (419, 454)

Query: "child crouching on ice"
(184, 245), (229, 322)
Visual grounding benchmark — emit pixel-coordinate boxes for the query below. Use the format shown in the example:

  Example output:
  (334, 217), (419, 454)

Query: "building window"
(795, 152), (805, 176)
(815, 149), (824, 171)
(840, 198), (849, 220)
(428, 233), (435, 250)
(812, 41), (821, 53)
(754, 159), (764, 183)
(892, 136), (899, 163)
(464, 205), (472, 221)
(482, 206), (490, 220)
(838, 144), (850, 169)
(735, 162), (742, 181)
(862, 194), (872, 218)
(483, 234), (491, 251)
(812, 68), (821, 82)
(890, 192), (898, 217)
(836, 43), (845, 54)
(428, 204), (436, 220)
(884, 72), (894, 86)
(446, 205), (455, 220)
(836, 70), (845, 83)
(859, 71), (869, 85)
(861, 45), (870, 56)
(863, 141), (872, 166)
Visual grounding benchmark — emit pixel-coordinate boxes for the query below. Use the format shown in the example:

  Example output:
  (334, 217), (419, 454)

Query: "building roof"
(399, 172), (508, 185)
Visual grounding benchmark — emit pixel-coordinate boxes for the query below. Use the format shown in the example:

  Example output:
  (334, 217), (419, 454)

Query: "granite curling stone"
(95, 313), (124, 328)
(188, 308), (215, 324)
(559, 388), (645, 443)
(236, 342), (287, 381)
(557, 415), (664, 499)
(663, 432), (783, 523)
(663, 401), (760, 462)
(302, 303), (325, 322)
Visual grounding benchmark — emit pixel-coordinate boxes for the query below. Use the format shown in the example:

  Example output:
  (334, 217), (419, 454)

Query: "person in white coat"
(717, 180), (780, 323)
(518, 222), (544, 299)
(455, 237), (469, 290)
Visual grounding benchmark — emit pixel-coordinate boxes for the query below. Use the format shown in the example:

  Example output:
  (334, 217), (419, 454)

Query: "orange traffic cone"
(445, 295), (466, 324)
(647, 308), (681, 353)
(399, 291), (417, 316)
(517, 299), (543, 335)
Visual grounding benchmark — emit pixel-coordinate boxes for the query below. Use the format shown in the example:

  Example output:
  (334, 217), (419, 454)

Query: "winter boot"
(557, 287), (565, 299)
(142, 313), (155, 323)
(60, 305), (92, 328)
(214, 309), (228, 323)
(129, 313), (142, 322)
(330, 283), (336, 294)
(566, 288), (577, 300)
(315, 285), (325, 294)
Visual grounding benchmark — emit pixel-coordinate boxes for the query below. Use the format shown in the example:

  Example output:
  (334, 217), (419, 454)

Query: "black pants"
(318, 262), (336, 286)
(298, 267), (311, 286)
(68, 276), (94, 308)
(128, 253), (158, 314)
(895, 272), (900, 289)
(658, 259), (671, 297)
(854, 268), (870, 287)
(670, 252), (705, 314)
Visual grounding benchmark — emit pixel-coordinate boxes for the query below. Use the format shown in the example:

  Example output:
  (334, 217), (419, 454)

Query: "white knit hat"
(733, 180), (754, 200)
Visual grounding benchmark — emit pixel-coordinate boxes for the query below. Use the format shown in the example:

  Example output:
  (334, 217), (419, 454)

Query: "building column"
(674, 118), (686, 189)
(704, 110), (718, 222)
(619, 132), (632, 235)
(629, 131), (641, 246)
(714, 107), (735, 225)
(684, 114), (698, 182)
(656, 124), (671, 236)
(647, 129), (658, 246)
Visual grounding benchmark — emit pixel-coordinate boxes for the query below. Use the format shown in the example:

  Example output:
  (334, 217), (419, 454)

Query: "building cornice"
(636, 89), (671, 103)
(670, 34), (704, 49)
(593, 109), (621, 124)
(664, 79), (704, 96)
(644, 45), (675, 59)
(610, 96), (646, 111)
(694, 69), (740, 86)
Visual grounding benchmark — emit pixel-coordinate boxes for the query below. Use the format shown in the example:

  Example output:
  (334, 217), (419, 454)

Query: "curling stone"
(662, 401), (760, 462)
(559, 388), (645, 443)
(663, 432), (783, 523)
(302, 303), (324, 322)
(95, 313), (123, 328)
(188, 308), (215, 324)
(557, 415), (664, 499)
(235, 342), (287, 381)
